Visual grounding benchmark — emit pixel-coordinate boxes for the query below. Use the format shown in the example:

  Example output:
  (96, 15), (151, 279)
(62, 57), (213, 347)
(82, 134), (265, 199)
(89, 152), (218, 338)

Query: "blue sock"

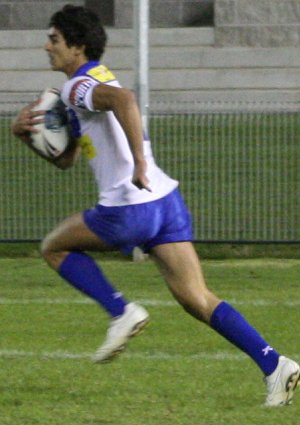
(59, 251), (127, 317)
(210, 301), (279, 376)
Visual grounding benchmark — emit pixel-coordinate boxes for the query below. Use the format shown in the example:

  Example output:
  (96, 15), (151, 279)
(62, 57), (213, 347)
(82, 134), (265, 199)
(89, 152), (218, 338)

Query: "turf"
(1, 256), (300, 424)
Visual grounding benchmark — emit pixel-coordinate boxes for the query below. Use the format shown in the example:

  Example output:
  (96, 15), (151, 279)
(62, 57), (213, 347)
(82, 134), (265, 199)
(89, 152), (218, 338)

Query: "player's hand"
(12, 100), (45, 136)
(132, 160), (152, 192)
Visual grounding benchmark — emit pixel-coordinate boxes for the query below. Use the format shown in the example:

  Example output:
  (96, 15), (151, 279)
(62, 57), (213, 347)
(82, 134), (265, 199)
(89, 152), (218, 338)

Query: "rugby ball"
(31, 88), (69, 158)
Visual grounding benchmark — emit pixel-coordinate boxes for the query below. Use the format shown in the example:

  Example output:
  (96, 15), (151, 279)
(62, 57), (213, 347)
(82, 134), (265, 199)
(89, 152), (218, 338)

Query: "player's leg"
(41, 211), (149, 362)
(41, 211), (129, 316)
(150, 241), (300, 406)
(150, 241), (280, 372)
(41, 211), (112, 268)
(150, 241), (220, 322)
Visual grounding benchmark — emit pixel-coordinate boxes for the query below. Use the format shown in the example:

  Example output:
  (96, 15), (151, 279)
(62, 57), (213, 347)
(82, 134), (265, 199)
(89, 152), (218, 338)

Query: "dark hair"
(49, 4), (107, 60)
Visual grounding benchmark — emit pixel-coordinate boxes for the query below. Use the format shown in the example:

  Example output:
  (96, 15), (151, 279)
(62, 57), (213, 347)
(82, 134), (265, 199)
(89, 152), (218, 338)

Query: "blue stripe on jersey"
(67, 108), (81, 138)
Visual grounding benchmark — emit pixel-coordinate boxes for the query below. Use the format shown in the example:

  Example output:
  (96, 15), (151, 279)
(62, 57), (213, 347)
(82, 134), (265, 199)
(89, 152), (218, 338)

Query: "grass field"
(1, 254), (300, 424)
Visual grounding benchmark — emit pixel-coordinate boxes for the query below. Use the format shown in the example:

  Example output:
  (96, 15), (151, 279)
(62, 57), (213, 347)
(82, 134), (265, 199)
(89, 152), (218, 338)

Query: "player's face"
(45, 27), (85, 76)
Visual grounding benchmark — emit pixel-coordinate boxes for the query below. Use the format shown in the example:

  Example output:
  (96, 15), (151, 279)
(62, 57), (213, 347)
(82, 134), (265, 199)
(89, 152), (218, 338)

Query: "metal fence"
(1, 101), (300, 242)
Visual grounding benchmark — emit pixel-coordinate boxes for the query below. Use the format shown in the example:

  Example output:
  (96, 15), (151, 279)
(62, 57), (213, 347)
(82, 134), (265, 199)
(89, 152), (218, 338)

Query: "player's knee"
(180, 302), (207, 322)
(40, 234), (71, 270)
(40, 235), (59, 267)
(178, 293), (214, 323)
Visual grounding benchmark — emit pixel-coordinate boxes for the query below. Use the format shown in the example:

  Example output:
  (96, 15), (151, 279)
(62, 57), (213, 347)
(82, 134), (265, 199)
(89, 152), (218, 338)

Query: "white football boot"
(264, 356), (300, 406)
(93, 302), (150, 363)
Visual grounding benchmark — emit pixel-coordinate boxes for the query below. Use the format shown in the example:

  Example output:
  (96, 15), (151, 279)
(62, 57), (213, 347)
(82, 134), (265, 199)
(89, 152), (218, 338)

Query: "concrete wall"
(2, 27), (300, 108)
(215, 0), (300, 46)
(113, 0), (213, 28)
(0, 0), (213, 30)
(2, 0), (300, 47)
(0, 27), (215, 102)
(0, 0), (84, 30)
(1, 2), (300, 106)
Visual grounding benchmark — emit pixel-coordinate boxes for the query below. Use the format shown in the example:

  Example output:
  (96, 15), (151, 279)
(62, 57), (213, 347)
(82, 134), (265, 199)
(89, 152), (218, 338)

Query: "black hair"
(49, 4), (107, 60)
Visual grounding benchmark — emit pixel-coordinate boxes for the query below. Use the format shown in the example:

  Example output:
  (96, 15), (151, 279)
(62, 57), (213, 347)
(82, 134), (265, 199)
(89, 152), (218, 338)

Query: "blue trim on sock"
(210, 301), (279, 375)
(59, 251), (127, 317)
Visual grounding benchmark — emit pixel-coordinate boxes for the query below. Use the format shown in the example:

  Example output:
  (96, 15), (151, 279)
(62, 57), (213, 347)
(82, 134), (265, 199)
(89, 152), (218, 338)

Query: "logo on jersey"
(69, 79), (93, 109)
(87, 65), (116, 83)
(79, 134), (97, 160)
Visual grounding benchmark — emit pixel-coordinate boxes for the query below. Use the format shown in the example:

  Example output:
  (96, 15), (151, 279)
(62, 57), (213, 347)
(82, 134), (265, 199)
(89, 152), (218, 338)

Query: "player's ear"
(75, 44), (87, 58)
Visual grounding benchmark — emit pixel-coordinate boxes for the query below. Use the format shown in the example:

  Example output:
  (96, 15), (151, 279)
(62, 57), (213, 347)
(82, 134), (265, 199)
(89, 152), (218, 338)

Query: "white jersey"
(61, 62), (178, 206)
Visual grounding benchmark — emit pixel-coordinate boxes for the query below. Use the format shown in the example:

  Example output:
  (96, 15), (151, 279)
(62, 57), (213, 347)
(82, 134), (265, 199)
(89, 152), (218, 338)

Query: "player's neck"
(65, 57), (88, 78)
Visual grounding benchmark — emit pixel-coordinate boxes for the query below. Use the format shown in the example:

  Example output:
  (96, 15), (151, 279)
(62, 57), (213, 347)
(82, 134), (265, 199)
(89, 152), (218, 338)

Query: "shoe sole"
(285, 369), (300, 405)
(94, 316), (150, 363)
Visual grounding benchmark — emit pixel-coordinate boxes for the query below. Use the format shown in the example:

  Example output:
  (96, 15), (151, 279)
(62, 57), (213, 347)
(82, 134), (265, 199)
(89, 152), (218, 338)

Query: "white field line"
(0, 298), (299, 307)
(0, 349), (299, 363)
(0, 349), (248, 362)
(1, 297), (299, 362)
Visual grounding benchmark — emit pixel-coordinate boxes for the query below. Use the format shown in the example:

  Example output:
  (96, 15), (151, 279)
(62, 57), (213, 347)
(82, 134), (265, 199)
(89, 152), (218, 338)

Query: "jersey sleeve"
(61, 76), (99, 112)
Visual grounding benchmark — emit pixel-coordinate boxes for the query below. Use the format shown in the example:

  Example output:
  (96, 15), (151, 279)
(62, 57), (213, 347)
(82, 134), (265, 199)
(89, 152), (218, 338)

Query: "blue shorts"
(83, 189), (193, 255)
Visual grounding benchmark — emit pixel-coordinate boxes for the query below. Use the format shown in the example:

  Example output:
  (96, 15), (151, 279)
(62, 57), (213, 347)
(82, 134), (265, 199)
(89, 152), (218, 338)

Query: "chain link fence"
(1, 101), (300, 242)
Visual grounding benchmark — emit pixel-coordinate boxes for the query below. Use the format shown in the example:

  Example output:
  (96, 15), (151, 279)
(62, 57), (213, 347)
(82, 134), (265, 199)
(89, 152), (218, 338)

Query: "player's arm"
(91, 83), (151, 191)
(11, 102), (80, 170)
(51, 136), (81, 170)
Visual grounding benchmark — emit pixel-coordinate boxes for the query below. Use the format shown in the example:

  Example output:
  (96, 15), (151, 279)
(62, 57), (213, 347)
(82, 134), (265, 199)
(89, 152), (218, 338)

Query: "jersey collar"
(72, 61), (100, 78)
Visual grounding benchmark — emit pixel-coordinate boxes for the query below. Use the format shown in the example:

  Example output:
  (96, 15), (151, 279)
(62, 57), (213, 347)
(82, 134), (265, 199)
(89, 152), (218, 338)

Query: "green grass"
(1, 256), (300, 424)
